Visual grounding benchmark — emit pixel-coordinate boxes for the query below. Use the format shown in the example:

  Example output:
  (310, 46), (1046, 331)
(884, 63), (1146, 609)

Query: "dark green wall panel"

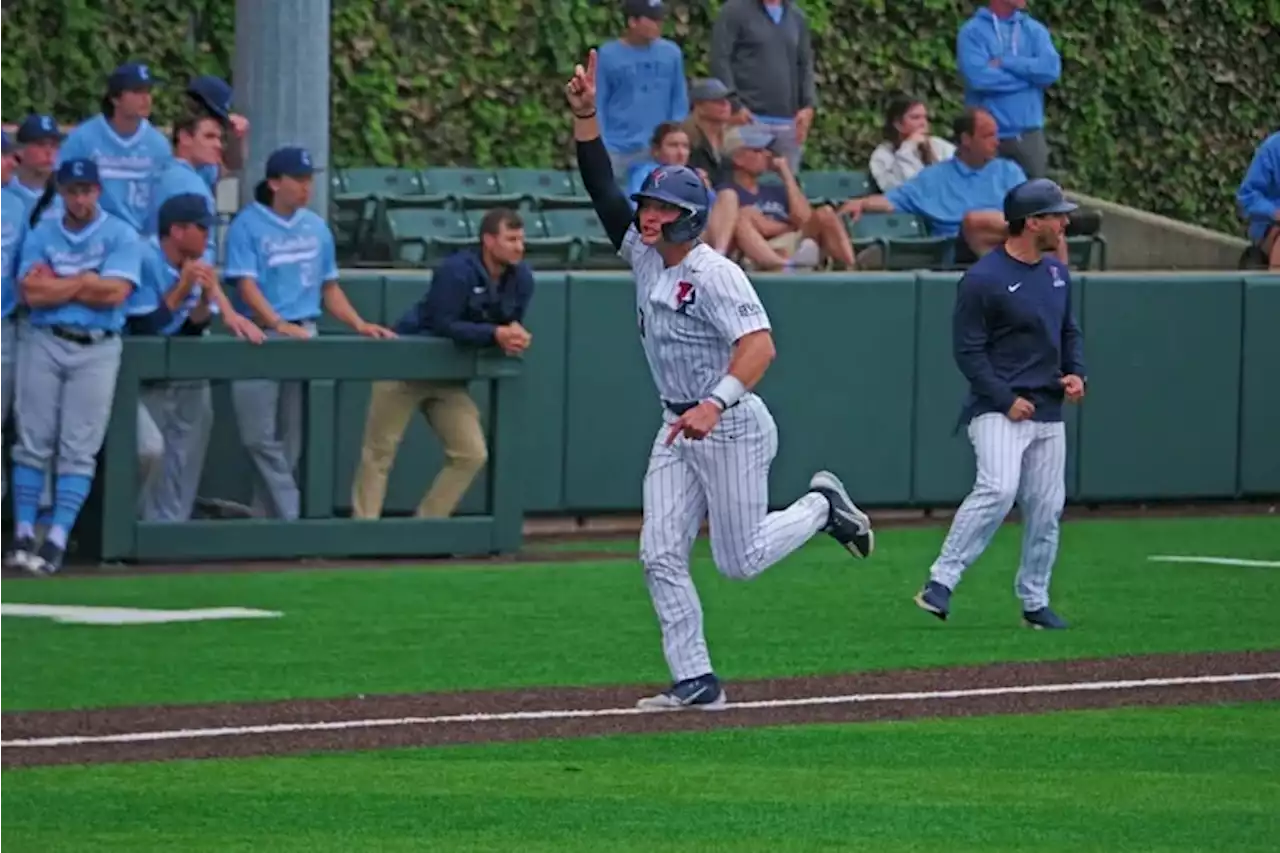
(1079, 275), (1243, 500)
(756, 274), (916, 506)
(319, 274), (386, 332)
(1240, 277), (1280, 496)
(562, 273), (656, 511)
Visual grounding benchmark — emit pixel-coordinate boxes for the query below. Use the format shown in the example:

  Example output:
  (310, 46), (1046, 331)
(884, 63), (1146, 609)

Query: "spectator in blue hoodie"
(596, 0), (690, 178)
(957, 0), (1061, 179)
(351, 208), (534, 521)
(1237, 130), (1280, 270)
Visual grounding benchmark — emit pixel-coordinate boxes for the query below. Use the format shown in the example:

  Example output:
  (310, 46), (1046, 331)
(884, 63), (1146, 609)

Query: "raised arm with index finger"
(566, 50), (634, 251)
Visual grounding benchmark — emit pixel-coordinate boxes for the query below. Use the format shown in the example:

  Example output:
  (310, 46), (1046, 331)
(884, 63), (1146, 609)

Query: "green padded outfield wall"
(174, 270), (1277, 524)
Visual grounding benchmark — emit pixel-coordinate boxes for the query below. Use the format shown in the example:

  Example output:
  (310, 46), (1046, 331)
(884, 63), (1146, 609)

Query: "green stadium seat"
(848, 213), (951, 271)
(800, 170), (873, 205)
(422, 168), (523, 210)
(329, 195), (374, 265)
(1066, 234), (1108, 270)
(542, 210), (623, 269)
(494, 168), (588, 211)
(343, 167), (443, 202)
(384, 208), (473, 266)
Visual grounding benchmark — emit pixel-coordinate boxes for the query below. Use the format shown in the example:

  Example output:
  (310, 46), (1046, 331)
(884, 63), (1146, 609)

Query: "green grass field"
(4, 516), (1279, 850)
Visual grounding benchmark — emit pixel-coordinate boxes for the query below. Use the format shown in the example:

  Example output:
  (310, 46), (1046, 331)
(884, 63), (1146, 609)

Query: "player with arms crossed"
(913, 179), (1085, 629)
(565, 51), (875, 711)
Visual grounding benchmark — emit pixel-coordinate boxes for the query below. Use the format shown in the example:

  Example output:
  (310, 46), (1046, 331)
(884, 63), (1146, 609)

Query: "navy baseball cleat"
(25, 541), (66, 576)
(808, 471), (874, 558)
(636, 673), (727, 711)
(1023, 607), (1068, 630)
(914, 580), (952, 620)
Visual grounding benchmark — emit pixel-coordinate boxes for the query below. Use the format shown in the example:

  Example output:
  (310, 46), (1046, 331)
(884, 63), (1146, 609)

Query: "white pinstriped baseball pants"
(639, 395), (829, 682)
(930, 412), (1068, 611)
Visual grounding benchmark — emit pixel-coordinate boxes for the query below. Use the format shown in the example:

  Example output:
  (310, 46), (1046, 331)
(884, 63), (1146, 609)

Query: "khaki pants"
(351, 380), (488, 519)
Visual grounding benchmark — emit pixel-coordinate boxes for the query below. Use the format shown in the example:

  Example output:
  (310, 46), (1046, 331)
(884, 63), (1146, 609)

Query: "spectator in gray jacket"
(710, 0), (815, 172)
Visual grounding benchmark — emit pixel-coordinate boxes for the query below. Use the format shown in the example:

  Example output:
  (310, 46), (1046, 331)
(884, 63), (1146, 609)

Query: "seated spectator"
(1237, 130), (1280, 270)
(625, 121), (738, 254)
(352, 208), (533, 521)
(869, 95), (956, 192)
(840, 108), (1053, 265)
(596, 0), (689, 178)
(683, 78), (734, 188)
(718, 126), (855, 271)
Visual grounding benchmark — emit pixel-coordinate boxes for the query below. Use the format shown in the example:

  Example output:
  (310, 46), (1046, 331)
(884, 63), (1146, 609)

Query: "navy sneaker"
(1023, 607), (1068, 630)
(5, 536), (37, 572)
(636, 673), (727, 712)
(808, 470), (874, 558)
(914, 580), (952, 621)
(26, 541), (65, 576)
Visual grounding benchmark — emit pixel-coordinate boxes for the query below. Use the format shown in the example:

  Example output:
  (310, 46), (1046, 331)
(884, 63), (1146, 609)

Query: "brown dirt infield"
(5, 650), (1277, 769)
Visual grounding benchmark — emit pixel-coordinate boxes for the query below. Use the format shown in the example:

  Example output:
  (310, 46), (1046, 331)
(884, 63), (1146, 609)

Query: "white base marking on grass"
(1147, 556), (1280, 568)
(4, 672), (1278, 749)
(0, 604), (283, 626)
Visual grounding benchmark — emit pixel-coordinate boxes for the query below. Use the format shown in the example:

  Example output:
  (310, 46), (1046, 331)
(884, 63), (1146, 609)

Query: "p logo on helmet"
(629, 165), (710, 244)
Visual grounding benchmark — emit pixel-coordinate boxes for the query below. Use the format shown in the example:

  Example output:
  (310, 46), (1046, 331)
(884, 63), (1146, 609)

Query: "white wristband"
(709, 375), (747, 410)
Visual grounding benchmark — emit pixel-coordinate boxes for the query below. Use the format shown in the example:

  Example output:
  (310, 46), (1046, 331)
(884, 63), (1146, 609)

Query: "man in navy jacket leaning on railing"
(350, 207), (534, 520)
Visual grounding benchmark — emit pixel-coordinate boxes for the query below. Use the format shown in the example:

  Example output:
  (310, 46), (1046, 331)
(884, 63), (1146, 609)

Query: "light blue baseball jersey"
(126, 237), (200, 335)
(144, 159), (219, 261)
(5, 177), (64, 223)
(18, 209), (142, 332)
(58, 115), (176, 232)
(223, 202), (339, 322)
(2, 187), (27, 318)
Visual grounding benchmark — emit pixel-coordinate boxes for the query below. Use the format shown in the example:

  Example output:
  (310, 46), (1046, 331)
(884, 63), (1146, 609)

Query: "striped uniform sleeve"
(698, 262), (772, 343)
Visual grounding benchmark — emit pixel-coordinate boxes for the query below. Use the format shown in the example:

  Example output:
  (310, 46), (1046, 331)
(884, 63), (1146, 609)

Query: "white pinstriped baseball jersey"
(620, 227), (771, 404)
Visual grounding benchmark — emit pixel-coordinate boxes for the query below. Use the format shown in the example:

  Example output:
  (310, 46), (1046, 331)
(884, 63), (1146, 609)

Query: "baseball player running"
(914, 179), (1085, 629)
(565, 51), (875, 711)
(8, 159), (141, 574)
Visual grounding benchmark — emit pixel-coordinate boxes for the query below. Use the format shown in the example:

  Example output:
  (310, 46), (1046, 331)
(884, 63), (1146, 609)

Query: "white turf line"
(1147, 555), (1280, 568)
(5, 672), (1279, 750)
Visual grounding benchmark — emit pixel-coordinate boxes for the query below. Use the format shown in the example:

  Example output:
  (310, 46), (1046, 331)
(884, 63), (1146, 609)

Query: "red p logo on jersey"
(675, 280), (696, 314)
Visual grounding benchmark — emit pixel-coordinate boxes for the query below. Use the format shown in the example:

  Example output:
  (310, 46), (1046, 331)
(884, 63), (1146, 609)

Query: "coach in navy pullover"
(393, 245), (534, 344)
(953, 241), (1084, 425)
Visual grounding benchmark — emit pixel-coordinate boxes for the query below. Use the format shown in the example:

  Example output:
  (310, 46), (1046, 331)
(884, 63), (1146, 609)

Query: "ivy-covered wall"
(2, 0), (1275, 234)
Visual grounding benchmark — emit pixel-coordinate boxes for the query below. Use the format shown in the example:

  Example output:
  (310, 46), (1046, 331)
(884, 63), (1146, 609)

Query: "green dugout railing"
(97, 336), (523, 562)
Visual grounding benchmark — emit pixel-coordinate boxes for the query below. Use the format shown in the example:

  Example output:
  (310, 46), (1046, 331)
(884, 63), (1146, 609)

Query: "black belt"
(49, 326), (118, 345)
(665, 399), (740, 416)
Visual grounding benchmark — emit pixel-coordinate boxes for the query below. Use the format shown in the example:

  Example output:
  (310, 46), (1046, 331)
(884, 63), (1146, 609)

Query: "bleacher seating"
(325, 166), (1106, 273)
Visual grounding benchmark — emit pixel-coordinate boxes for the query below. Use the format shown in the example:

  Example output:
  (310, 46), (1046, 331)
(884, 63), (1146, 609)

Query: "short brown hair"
(478, 207), (523, 237)
(650, 121), (686, 149)
(171, 110), (220, 147)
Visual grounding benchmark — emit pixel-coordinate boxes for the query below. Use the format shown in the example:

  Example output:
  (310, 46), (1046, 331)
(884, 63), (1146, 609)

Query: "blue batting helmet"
(1003, 178), (1078, 222)
(630, 164), (709, 244)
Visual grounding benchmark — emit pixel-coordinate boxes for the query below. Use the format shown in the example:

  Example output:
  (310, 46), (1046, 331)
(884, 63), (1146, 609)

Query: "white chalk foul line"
(1148, 555), (1280, 568)
(5, 671), (1279, 749)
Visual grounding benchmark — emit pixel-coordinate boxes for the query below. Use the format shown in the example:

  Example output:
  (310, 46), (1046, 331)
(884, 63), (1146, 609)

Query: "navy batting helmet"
(630, 164), (709, 244)
(1003, 178), (1078, 223)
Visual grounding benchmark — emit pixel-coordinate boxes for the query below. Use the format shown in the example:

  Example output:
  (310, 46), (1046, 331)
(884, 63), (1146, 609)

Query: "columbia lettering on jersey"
(17, 210), (142, 331)
(58, 115), (213, 233)
(621, 227), (772, 404)
(222, 202), (339, 322)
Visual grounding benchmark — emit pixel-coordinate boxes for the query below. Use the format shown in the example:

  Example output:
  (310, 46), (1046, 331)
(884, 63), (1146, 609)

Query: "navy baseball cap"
(16, 114), (64, 144)
(158, 193), (219, 234)
(187, 75), (233, 120)
(265, 146), (315, 179)
(624, 0), (666, 19)
(1, 132), (13, 155)
(107, 61), (161, 94)
(57, 158), (100, 186)
(1003, 178), (1078, 222)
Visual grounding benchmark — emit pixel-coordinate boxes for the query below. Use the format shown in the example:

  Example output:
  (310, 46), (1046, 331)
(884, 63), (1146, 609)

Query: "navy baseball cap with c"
(57, 159), (100, 186)
(108, 61), (161, 93)
(158, 193), (219, 235)
(16, 114), (64, 144)
(1003, 178), (1078, 222)
(266, 146), (315, 179)
(188, 75), (233, 121)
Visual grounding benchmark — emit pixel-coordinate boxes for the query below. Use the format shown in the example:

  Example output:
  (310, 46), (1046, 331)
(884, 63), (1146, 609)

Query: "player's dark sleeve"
(952, 277), (1017, 413)
(1061, 297), (1086, 378)
(575, 135), (633, 250)
(421, 260), (497, 346)
(125, 305), (175, 335)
